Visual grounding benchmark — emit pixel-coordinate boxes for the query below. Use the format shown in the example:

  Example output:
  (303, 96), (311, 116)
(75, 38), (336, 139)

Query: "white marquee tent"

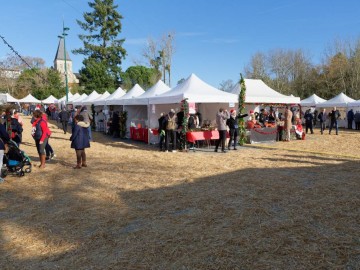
(316, 92), (355, 128)
(41, 95), (58, 104)
(18, 94), (41, 103)
(73, 90), (100, 106)
(57, 93), (76, 104)
(300, 94), (327, 107)
(315, 92), (355, 108)
(230, 79), (300, 104)
(0, 93), (19, 104)
(108, 84), (145, 106)
(97, 87), (126, 106)
(347, 99), (360, 108)
(91, 91), (110, 106)
(149, 73), (238, 105)
(124, 80), (170, 106)
(68, 93), (88, 105)
(145, 74), (238, 142)
(123, 80), (171, 134)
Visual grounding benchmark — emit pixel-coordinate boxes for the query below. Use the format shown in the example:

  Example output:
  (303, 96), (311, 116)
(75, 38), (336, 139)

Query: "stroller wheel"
(25, 168), (32, 173)
(19, 171), (25, 177)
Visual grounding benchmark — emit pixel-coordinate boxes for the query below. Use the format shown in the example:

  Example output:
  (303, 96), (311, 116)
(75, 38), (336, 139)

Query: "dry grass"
(0, 116), (359, 269)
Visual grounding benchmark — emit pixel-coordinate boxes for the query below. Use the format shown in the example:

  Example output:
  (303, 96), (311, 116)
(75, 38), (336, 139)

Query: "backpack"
(31, 119), (44, 140)
(166, 115), (176, 130)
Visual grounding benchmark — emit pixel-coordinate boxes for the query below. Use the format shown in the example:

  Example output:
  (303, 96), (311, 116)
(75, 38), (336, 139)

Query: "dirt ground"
(0, 116), (359, 269)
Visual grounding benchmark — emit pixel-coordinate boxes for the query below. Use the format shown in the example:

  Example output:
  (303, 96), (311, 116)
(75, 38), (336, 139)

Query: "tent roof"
(68, 93), (88, 104)
(73, 90), (100, 106)
(149, 73), (238, 105)
(108, 84), (145, 105)
(95, 87), (127, 106)
(230, 79), (300, 104)
(41, 95), (58, 104)
(18, 94), (41, 103)
(300, 94), (327, 107)
(92, 91), (111, 106)
(57, 92), (75, 102)
(347, 99), (360, 107)
(124, 80), (171, 105)
(316, 92), (355, 108)
(3, 93), (19, 103)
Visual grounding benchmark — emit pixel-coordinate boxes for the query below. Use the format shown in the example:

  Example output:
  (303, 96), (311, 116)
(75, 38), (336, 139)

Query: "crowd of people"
(0, 104), (93, 179)
(1, 102), (359, 179)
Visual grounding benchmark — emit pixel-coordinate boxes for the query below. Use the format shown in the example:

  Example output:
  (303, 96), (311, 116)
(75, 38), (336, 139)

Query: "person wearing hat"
(226, 109), (248, 150)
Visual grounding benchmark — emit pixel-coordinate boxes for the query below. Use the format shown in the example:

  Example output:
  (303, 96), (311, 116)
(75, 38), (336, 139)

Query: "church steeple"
(54, 38), (71, 62)
(54, 38), (79, 85)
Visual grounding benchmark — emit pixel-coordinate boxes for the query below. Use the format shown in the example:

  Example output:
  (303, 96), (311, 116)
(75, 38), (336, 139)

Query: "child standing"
(70, 115), (90, 169)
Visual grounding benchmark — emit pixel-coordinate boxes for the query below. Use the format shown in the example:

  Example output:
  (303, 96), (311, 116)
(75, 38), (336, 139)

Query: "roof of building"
(54, 38), (71, 62)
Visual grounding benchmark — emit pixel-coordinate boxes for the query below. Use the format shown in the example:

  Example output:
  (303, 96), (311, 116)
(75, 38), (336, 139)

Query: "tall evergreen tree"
(73, 0), (126, 93)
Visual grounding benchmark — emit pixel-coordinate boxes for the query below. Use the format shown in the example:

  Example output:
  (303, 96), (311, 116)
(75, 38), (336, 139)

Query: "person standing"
(70, 115), (90, 169)
(214, 108), (229, 152)
(284, 106), (293, 141)
(31, 110), (49, 169)
(80, 106), (93, 141)
(0, 121), (10, 182)
(313, 109), (318, 127)
(354, 110), (360, 130)
(226, 109), (248, 150)
(58, 107), (70, 134)
(158, 113), (166, 151)
(164, 109), (177, 152)
(329, 107), (341, 135)
(317, 108), (327, 135)
(304, 109), (314, 134)
(347, 109), (354, 129)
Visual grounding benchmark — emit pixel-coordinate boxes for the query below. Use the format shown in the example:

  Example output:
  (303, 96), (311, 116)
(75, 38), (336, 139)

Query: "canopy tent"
(41, 95), (58, 104)
(58, 92), (75, 102)
(124, 80), (170, 106)
(108, 84), (145, 106)
(97, 87), (127, 106)
(0, 93), (19, 103)
(73, 90), (100, 106)
(149, 73), (238, 105)
(315, 92), (355, 108)
(91, 91), (110, 105)
(123, 80), (171, 134)
(316, 93), (355, 128)
(230, 79), (300, 104)
(68, 93), (88, 105)
(347, 99), (360, 107)
(140, 74), (238, 143)
(300, 94), (327, 107)
(18, 94), (41, 103)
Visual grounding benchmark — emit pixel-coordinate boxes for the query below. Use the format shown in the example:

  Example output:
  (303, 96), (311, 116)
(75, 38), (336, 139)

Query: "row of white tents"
(300, 92), (360, 108)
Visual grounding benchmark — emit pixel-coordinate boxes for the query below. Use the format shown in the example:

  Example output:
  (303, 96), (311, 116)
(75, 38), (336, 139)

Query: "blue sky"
(1, 0), (360, 89)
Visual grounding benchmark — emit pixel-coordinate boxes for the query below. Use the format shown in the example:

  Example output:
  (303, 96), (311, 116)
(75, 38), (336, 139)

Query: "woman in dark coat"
(70, 115), (90, 169)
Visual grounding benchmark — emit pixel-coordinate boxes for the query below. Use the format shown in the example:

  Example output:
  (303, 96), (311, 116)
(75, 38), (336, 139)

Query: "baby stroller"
(2, 140), (32, 177)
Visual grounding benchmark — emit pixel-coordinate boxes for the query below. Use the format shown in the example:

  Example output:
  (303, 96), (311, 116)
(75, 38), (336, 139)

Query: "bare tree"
(244, 52), (269, 81)
(219, 79), (235, 92)
(142, 32), (175, 86)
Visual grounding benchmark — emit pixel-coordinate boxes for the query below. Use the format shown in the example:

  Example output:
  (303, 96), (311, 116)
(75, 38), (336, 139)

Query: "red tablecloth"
(186, 130), (228, 143)
(130, 127), (149, 143)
